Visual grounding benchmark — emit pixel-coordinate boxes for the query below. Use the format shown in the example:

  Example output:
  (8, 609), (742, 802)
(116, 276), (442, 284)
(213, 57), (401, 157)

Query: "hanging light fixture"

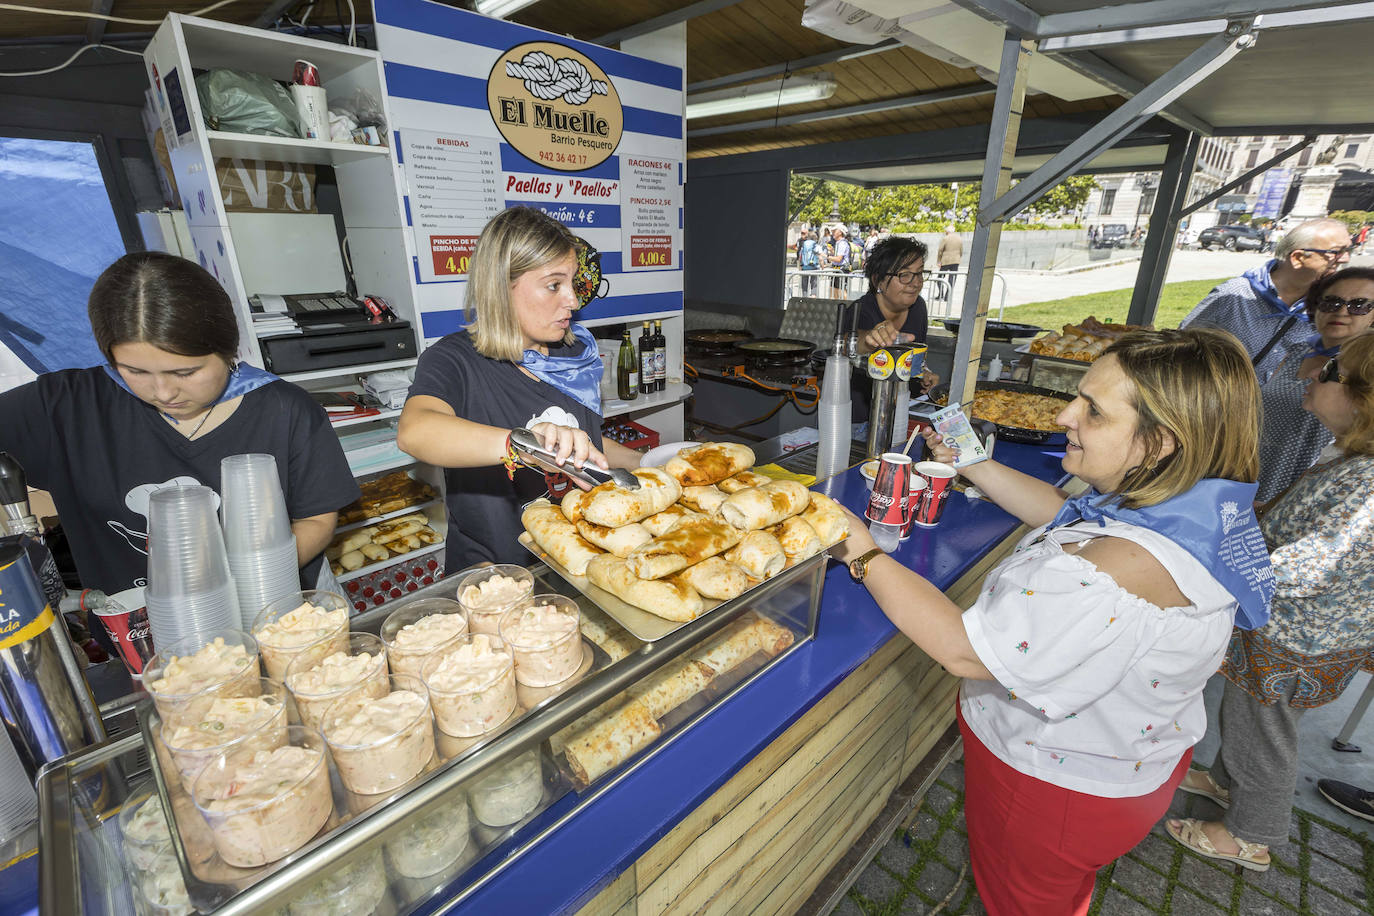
(474, 0), (540, 18)
(686, 74), (838, 120)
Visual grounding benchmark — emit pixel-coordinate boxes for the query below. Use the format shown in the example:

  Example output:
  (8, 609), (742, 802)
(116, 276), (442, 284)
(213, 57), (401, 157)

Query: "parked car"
(1198, 224), (1268, 251)
(1093, 223), (1129, 249)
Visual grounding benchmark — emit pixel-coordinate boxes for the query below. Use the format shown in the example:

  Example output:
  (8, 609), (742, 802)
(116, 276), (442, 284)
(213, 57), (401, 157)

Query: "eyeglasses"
(1299, 246), (1357, 260)
(887, 270), (926, 286)
(1315, 295), (1374, 315)
(1317, 357), (1347, 385)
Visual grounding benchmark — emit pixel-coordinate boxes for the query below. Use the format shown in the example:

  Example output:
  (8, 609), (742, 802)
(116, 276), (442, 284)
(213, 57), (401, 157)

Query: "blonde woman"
(832, 329), (1274, 914)
(398, 207), (640, 568)
(1169, 330), (1374, 872)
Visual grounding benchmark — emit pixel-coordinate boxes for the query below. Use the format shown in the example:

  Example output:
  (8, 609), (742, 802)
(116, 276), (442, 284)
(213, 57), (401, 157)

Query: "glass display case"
(38, 553), (824, 914)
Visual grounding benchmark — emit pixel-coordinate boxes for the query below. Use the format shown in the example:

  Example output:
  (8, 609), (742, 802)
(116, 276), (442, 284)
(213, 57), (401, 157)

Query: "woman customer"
(832, 328), (1273, 915)
(850, 236), (939, 421)
(0, 251), (359, 595)
(398, 206), (641, 568)
(1168, 330), (1374, 872)
(1255, 266), (1374, 502)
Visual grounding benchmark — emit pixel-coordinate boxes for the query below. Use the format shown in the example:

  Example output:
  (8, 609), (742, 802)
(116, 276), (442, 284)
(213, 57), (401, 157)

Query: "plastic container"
(285, 848), (388, 916)
(251, 590), (350, 680)
(191, 725), (333, 868)
(117, 779), (174, 873)
(322, 673), (435, 796)
(134, 849), (194, 916)
(385, 793), (470, 879)
(498, 595), (582, 688)
(159, 677), (288, 788)
(145, 485), (241, 645)
(285, 632), (389, 730)
(455, 565), (533, 637)
(380, 597), (469, 678)
(469, 749), (543, 827)
(421, 634), (517, 738)
(142, 630), (260, 728)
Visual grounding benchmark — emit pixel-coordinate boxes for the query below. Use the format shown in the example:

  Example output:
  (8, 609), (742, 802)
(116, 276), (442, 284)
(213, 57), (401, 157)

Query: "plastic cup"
(498, 595), (582, 688)
(286, 632), (389, 730)
(227, 537), (301, 631)
(159, 678), (289, 788)
(134, 849), (194, 915)
(322, 673), (435, 796)
(455, 565), (534, 636)
(469, 749), (543, 827)
(286, 848), (388, 916)
(434, 707), (519, 762)
(92, 587), (156, 678)
(191, 725), (333, 868)
(913, 460), (957, 527)
(252, 590), (350, 680)
(421, 634), (517, 738)
(220, 454), (293, 554)
(380, 598), (469, 679)
(145, 486), (237, 599)
(385, 793), (470, 879)
(142, 629), (260, 727)
(117, 779), (174, 873)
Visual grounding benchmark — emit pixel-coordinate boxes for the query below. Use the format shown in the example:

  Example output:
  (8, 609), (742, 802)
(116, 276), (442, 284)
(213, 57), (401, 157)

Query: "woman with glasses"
(850, 236), (940, 421)
(1254, 267), (1374, 502)
(1169, 330), (1374, 872)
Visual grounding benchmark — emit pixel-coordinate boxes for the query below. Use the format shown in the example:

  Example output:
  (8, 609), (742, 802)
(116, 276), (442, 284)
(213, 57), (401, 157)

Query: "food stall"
(13, 432), (1067, 916)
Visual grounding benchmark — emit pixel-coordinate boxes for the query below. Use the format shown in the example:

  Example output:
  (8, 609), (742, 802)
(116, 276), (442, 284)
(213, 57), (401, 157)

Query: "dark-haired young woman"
(0, 251), (359, 596)
(849, 235), (940, 421)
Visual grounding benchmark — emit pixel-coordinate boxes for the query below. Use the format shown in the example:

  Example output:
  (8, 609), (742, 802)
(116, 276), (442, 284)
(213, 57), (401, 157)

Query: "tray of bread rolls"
(518, 441), (848, 641)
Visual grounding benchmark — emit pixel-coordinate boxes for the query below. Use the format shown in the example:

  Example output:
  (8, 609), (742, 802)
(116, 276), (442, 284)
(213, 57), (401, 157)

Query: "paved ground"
(831, 673), (1374, 915)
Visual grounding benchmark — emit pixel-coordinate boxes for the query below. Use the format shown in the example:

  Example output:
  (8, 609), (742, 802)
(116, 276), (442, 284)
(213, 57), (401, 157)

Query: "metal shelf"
(334, 498), (441, 534)
(335, 541), (444, 583)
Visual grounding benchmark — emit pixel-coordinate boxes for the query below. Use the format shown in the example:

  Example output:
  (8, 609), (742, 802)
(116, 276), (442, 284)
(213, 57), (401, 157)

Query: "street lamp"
(951, 182), (959, 223)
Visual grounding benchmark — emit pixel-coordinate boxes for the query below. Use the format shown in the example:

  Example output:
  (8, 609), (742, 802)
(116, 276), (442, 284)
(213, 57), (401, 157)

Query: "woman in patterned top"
(1254, 267), (1374, 502)
(1169, 330), (1374, 872)
(833, 329), (1272, 915)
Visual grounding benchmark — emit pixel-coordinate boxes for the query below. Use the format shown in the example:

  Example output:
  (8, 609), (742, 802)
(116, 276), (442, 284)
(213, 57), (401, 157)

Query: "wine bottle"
(652, 320), (667, 392)
(639, 322), (654, 396)
(617, 327), (638, 400)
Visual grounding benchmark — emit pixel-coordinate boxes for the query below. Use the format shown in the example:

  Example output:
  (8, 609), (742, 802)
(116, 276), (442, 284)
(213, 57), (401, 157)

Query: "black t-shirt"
(0, 369), (360, 594)
(850, 289), (930, 420)
(405, 330), (601, 570)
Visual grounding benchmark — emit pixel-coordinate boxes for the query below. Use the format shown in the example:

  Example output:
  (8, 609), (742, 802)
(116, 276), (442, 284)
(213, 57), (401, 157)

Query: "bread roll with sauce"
(521, 499), (603, 576)
(585, 555), (705, 621)
(625, 517), (744, 580)
(580, 467), (682, 527)
(767, 516), (822, 559)
(561, 489), (591, 523)
(641, 503), (701, 537)
(664, 442), (756, 486)
(679, 485), (726, 514)
(717, 470), (772, 494)
(575, 519), (653, 558)
(718, 480), (810, 531)
(800, 492), (849, 547)
(680, 556), (751, 600)
(725, 530), (786, 579)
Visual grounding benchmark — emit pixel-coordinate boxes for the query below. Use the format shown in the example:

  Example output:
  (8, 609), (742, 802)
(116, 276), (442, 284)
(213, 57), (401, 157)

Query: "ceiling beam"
(594, 0), (747, 46)
(1035, 0), (1349, 38)
(946, 0), (1041, 37)
(686, 40), (901, 93)
(1042, 49), (1214, 135)
(86, 0), (114, 45)
(687, 83), (994, 139)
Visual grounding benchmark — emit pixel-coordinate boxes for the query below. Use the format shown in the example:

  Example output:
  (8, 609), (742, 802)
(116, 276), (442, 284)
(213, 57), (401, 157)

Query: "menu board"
(376, 0), (685, 339)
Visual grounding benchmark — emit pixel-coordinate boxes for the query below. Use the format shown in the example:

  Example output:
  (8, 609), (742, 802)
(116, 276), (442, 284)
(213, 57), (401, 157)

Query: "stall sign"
(215, 158), (317, 213)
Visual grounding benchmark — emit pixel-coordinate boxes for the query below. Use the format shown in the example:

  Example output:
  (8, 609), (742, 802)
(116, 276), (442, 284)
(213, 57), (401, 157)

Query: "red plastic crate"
(602, 418), (659, 451)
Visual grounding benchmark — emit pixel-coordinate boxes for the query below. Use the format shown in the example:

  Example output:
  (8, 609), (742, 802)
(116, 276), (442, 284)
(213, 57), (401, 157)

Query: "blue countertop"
(448, 442), (1067, 915)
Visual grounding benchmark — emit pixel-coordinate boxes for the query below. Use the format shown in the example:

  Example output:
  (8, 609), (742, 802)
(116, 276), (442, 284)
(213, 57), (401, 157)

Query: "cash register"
(250, 291), (417, 374)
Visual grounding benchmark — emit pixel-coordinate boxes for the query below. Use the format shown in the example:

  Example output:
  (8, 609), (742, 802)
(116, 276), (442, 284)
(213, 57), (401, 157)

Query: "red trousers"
(957, 704), (1191, 916)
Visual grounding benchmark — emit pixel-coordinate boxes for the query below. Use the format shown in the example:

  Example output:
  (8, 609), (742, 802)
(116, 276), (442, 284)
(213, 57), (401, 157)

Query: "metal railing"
(782, 269), (1010, 320)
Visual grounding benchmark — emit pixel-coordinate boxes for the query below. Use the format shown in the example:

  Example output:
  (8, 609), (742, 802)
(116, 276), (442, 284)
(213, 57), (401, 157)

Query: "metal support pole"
(1128, 131), (1198, 326)
(950, 33), (1033, 405)
(1176, 135), (1314, 218)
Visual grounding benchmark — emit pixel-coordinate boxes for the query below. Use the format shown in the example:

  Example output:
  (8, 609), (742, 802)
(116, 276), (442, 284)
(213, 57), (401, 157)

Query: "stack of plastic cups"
(222, 454), (300, 632)
(0, 730), (37, 844)
(144, 485), (242, 652)
(814, 350), (852, 481)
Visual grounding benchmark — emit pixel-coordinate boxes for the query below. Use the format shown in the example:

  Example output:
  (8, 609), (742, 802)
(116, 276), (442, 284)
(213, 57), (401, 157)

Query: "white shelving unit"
(336, 542), (444, 584)
(334, 498), (442, 534)
(602, 381), (693, 420)
(329, 408), (402, 430)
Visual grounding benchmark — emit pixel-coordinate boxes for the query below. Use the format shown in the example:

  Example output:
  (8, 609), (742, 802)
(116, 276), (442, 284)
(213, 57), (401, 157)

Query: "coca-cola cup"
(92, 587), (157, 678)
(865, 453), (912, 527)
(899, 477), (929, 540)
(913, 461), (957, 527)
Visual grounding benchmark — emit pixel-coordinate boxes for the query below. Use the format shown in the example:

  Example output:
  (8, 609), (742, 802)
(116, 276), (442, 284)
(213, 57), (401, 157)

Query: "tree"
(1025, 174), (1099, 217)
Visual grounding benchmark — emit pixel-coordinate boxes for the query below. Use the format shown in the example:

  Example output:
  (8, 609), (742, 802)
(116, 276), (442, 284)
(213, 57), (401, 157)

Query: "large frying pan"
(940, 318), (1044, 341)
(928, 380), (1070, 445)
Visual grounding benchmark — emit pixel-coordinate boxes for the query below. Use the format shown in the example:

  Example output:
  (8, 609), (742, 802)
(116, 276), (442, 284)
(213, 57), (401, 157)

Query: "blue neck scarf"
(1245, 260), (1309, 319)
(1300, 332), (1340, 359)
(1047, 480), (1273, 630)
(103, 362), (280, 423)
(519, 323), (604, 415)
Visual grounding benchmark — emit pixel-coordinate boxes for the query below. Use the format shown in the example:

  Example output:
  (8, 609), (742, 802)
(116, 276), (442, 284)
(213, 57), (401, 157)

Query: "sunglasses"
(1315, 295), (1374, 315)
(1317, 357), (1347, 385)
(1300, 246), (1358, 260)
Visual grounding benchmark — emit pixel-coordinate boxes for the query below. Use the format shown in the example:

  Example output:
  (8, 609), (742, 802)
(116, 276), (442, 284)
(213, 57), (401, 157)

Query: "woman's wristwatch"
(848, 548), (886, 583)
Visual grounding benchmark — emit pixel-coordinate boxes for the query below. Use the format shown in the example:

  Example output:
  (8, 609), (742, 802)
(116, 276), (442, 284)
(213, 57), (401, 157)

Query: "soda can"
(899, 477), (929, 540)
(913, 461), (957, 527)
(293, 59), (322, 86)
(865, 453), (912, 526)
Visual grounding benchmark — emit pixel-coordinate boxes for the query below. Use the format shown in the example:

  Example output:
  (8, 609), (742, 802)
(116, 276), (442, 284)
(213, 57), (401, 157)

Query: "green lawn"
(998, 277), (1229, 331)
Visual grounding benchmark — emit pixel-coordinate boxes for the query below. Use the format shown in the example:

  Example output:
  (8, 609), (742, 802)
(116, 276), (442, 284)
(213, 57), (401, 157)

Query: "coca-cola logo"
(869, 493), (895, 509)
(126, 623), (151, 641)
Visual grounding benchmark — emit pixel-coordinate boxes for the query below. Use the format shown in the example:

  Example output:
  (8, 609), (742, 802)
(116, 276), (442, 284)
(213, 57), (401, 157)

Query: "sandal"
(1178, 768), (1231, 809)
(1166, 818), (1270, 872)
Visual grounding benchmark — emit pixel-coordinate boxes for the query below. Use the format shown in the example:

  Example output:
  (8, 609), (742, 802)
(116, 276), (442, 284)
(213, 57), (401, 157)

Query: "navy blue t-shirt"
(0, 369), (359, 594)
(850, 289), (930, 421)
(406, 330), (601, 570)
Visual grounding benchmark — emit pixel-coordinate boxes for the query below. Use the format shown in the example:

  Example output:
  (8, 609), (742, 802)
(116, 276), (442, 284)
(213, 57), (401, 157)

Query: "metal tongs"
(509, 428), (641, 490)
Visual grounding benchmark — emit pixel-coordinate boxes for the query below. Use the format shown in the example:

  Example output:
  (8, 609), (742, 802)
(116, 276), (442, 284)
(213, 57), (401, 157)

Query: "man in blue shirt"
(797, 228), (821, 296)
(1181, 218), (1352, 381)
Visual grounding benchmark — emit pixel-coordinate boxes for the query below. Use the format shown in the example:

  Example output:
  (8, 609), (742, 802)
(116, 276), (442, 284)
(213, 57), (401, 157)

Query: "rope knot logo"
(489, 42), (624, 172)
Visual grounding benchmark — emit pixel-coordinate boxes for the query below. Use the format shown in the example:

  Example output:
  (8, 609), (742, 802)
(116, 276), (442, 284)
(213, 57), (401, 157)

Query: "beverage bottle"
(617, 327), (638, 400)
(652, 320), (667, 392)
(639, 322), (654, 395)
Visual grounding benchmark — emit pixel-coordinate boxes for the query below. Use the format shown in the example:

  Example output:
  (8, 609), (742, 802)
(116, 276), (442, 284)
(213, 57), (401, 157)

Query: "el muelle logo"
(489, 42), (624, 172)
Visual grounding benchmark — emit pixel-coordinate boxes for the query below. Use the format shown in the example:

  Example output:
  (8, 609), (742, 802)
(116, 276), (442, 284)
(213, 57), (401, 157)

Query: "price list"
(620, 157), (681, 272)
(401, 130), (503, 282)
